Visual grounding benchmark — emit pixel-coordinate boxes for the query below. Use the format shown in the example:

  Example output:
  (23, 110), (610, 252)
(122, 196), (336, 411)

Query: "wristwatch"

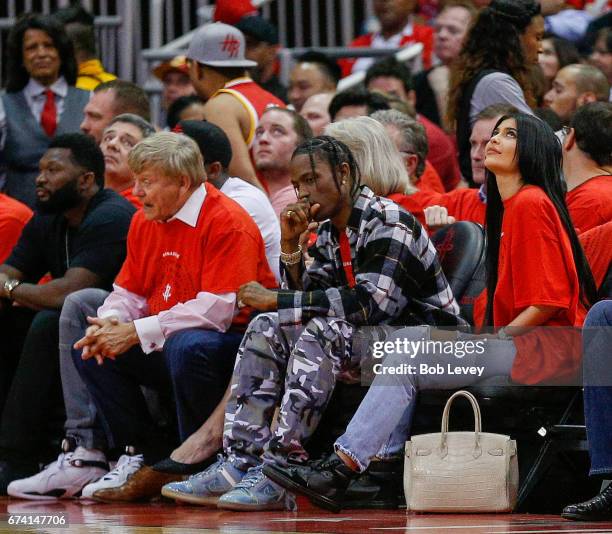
(3, 278), (21, 300)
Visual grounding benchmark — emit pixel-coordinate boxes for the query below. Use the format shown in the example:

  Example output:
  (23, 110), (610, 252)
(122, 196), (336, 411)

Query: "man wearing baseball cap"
(186, 22), (284, 190)
(236, 15), (287, 102)
(152, 55), (195, 112)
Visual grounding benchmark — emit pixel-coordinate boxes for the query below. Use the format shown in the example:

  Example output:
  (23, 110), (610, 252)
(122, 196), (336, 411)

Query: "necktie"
(40, 89), (57, 137)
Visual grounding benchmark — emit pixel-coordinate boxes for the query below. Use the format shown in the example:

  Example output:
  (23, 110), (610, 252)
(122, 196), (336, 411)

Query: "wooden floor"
(2, 497), (612, 533)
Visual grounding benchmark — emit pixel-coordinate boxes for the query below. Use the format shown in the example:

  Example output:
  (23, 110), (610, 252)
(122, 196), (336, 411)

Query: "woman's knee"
(585, 300), (612, 328)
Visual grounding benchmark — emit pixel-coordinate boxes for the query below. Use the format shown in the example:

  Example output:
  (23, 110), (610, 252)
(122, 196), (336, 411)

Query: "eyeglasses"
(560, 125), (572, 144)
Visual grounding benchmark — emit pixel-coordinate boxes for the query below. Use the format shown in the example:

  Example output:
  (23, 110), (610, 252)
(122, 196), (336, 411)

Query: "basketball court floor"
(2, 497), (612, 533)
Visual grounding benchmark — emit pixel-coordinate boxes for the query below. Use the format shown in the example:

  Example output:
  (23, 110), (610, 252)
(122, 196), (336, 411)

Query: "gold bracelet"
(280, 245), (302, 265)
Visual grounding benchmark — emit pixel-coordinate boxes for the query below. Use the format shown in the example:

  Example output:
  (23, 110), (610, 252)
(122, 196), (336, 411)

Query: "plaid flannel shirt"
(278, 186), (466, 328)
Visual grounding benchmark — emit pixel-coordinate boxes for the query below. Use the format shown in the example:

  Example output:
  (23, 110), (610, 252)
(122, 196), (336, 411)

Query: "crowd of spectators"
(0, 0), (611, 523)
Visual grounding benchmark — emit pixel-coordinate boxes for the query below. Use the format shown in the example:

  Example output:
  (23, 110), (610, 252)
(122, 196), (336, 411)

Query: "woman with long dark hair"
(264, 113), (598, 512)
(1, 13), (89, 207)
(448, 0), (544, 185)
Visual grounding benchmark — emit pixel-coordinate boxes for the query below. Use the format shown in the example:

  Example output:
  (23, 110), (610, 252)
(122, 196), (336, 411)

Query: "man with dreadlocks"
(162, 135), (465, 511)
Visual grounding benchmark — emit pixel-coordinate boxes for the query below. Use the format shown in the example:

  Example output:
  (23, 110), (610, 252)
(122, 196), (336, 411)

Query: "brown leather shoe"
(92, 466), (185, 503)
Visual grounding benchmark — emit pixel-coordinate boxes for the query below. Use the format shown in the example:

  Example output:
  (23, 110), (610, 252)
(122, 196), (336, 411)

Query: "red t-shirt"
(492, 186), (585, 384)
(416, 160), (445, 194)
(418, 115), (460, 191)
(566, 175), (612, 234)
(437, 188), (486, 225)
(0, 193), (33, 263)
(339, 26), (434, 77)
(579, 221), (612, 290)
(114, 183), (276, 328)
(119, 187), (142, 209)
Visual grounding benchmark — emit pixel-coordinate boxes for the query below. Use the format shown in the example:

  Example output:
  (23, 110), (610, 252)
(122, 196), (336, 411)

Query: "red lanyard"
(339, 230), (355, 288)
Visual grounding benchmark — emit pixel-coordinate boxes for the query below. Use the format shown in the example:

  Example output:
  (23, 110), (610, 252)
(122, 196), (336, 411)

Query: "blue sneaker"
(217, 464), (297, 511)
(160, 455), (246, 506)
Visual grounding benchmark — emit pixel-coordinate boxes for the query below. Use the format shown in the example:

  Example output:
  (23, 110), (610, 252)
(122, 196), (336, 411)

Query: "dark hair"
(594, 27), (612, 53)
(51, 4), (94, 26)
(329, 89), (391, 121)
(543, 34), (581, 71)
(261, 106), (313, 143)
(6, 13), (78, 92)
(475, 103), (519, 121)
(65, 22), (97, 58)
(107, 113), (156, 139)
(205, 65), (247, 80)
(533, 107), (563, 131)
(296, 51), (342, 85)
(571, 102), (612, 167)
(448, 0), (541, 125)
(292, 135), (361, 197)
(49, 133), (105, 187)
(166, 95), (205, 130)
(365, 56), (414, 94)
(94, 80), (151, 122)
(178, 120), (233, 168)
(484, 113), (597, 324)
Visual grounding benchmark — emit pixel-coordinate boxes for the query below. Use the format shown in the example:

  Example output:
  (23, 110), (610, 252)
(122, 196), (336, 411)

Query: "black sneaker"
(562, 484), (612, 521)
(264, 452), (357, 512)
(342, 460), (403, 510)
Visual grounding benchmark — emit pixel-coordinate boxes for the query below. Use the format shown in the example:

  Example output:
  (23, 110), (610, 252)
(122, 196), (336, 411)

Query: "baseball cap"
(235, 15), (279, 45)
(175, 120), (233, 169)
(187, 22), (257, 68)
(153, 55), (190, 80)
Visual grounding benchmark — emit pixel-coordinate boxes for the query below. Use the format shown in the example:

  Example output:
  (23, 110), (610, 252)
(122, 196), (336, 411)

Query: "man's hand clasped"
(74, 316), (139, 365)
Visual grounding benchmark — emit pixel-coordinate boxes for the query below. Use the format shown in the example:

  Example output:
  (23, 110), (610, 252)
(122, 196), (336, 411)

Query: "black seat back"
(431, 221), (486, 324)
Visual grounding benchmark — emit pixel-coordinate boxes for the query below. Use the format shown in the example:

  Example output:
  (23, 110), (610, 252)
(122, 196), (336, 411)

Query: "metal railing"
(142, 40), (423, 125)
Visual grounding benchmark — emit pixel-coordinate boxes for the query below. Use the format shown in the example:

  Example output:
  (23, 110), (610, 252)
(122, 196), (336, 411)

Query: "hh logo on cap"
(221, 34), (240, 57)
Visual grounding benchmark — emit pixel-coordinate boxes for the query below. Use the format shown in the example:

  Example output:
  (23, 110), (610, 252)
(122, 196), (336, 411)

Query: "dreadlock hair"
(484, 112), (597, 326)
(292, 135), (361, 198)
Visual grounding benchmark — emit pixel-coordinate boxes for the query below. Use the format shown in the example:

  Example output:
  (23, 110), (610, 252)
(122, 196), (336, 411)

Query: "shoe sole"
(561, 511), (611, 522)
(7, 490), (70, 501)
(160, 486), (220, 506)
(263, 464), (341, 513)
(217, 500), (287, 511)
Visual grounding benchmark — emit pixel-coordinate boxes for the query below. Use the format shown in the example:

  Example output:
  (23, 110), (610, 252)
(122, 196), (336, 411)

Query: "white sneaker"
(81, 453), (144, 499)
(7, 447), (108, 501)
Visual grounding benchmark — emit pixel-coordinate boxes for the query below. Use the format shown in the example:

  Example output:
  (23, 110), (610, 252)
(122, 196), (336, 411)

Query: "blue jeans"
(72, 328), (243, 459)
(582, 300), (612, 476)
(335, 326), (516, 472)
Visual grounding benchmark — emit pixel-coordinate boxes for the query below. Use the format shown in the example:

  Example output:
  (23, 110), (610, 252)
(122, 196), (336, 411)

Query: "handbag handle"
(439, 390), (482, 458)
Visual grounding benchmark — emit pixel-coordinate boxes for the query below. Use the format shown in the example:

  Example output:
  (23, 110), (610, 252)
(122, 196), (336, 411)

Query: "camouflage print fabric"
(224, 312), (366, 470)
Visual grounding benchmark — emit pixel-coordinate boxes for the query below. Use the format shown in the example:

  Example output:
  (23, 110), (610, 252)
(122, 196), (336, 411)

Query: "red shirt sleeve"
(579, 221), (612, 289)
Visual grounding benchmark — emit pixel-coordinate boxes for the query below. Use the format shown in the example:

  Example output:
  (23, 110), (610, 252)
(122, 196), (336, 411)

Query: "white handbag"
(404, 390), (518, 513)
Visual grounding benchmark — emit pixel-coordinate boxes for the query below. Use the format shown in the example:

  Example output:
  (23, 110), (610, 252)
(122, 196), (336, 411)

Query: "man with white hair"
(8, 132), (276, 500)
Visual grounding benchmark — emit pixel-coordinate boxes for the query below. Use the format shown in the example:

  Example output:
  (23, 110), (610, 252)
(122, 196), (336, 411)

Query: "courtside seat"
(429, 221), (486, 324)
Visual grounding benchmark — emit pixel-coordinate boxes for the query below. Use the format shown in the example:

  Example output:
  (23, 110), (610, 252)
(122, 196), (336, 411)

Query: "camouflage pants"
(223, 312), (362, 469)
